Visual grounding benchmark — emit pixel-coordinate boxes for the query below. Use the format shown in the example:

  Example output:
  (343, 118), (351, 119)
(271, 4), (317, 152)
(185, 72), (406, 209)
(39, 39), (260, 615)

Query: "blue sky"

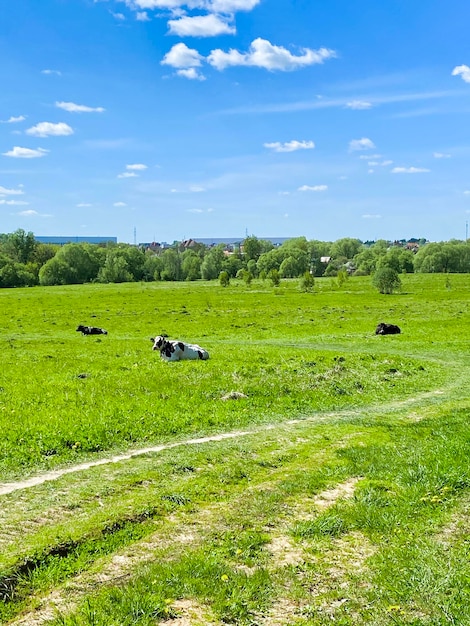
(1, 0), (470, 244)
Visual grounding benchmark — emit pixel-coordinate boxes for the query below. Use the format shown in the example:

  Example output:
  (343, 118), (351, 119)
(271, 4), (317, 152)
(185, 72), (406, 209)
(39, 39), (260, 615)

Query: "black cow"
(76, 325), (108, 336)
(375, 322), (401, 335)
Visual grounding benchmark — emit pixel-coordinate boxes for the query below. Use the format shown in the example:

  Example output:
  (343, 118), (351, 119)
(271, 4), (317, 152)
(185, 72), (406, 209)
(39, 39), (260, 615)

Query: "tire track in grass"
(0, 387), (448, 497)
(7, 476), (363, 626)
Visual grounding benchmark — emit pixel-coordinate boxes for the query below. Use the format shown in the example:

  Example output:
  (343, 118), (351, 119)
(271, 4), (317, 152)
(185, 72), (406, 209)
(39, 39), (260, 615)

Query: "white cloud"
(113, 201), (127, 206)
(452, 64), (470, 83)
(127, 0), (260, 10)
(189, 185), (205, 192)
(76, 203), (93, 207)
(362, 214), (382, 219)
(56, 101), (106, 113)
(3, 146), (49, 158)
(112, 11), (126, 19)
(209, 0), (260, 10)
(463, 190), (470, 195)
(0, 185), (24, 195)
(359, 154), (381, 159)
(168, 14), (235, 37)
(368, 159), (393, 167)
(177, 68), (206, 80)
(0, 199), (29, 205)
(41, 69), (61, 76)
(264, 140), (315, 153)
(136, 11), (150, 20)
(15, 209), (53, 218)
(433, 152), (451, 158)
(162, 43), (203, 68)
(349, 137), (375, 151)
(1, 115), (26, 124)
(298, 184), (328, 192)
(208, 38), (336, 71)
(345, 100), (372, 110)
(17, 209), (38, 216)
(26, 122), (74, 138)
(126, 163), (148, 170)
(391, 167), (430, 174)
(117, 171), (138, 178)
(188, 208), (204, 213)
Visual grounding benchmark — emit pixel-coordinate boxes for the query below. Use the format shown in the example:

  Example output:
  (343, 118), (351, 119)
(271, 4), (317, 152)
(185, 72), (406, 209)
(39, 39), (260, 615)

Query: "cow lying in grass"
(76, 325), (108, 336)
(375, 322), (401, 335)
(151, 336), (209, 362)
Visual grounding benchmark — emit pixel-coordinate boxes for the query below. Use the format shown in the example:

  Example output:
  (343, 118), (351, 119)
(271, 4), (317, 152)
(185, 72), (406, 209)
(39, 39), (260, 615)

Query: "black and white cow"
(76, 325), (108, 336)
(150, 335), (209, 361)
(375, 322), (401, 335)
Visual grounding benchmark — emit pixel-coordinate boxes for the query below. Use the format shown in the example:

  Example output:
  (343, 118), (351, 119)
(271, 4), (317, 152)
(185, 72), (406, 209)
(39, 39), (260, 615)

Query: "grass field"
(0, 273), (469, 625)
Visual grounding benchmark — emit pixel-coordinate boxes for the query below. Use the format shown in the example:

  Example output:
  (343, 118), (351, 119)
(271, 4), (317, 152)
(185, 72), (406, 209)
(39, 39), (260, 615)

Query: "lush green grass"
(0, 273), (469, 625)
(1, 274), (466, 479)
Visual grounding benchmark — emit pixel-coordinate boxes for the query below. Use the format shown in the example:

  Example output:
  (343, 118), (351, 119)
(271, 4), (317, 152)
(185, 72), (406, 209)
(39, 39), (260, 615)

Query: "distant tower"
(133, 227), (137, 246)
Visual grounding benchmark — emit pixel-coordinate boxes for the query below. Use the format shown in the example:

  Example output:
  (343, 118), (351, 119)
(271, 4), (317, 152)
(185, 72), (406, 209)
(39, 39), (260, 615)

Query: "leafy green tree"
(257, 248), (282, 275)
(330, 237), (362, 261)
(181, 250), (202, 281)
(39, 257), (77, 285)
(201, 245), (225, 280)
(299, 271), (315, 292)
(372, 267), (402, 294)
(143, 254), (163, 281)
(0, 261), (36, 287)
(243, 236), (273, 262)
(161, 249), (182, 281)
(219, 270), (230, 287)
(3, 229), (37, 264)
(268, 268), (281, 286)
(97, 252), (132, 283)
(279, 249), (309, 277)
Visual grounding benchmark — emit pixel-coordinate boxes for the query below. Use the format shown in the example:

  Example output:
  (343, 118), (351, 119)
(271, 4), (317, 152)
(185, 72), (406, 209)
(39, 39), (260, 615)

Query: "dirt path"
(0, 388), (447, 497)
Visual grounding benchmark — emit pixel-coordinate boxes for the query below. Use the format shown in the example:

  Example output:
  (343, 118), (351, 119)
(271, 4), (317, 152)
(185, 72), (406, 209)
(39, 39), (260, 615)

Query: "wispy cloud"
(117, 171), (138, 178)
(1, 115), (26, 124)
(362, 214), (382, 219)
(56, 101), (106, 113)
(391, 166), (430, 174)
(76, 203), (93, 207)
(349, 137), (375, 151)
(3, 146), (49, 158)
(345, 100), (372, 110)
(26, 122), (74, 137)
(264, 140), (315, 153)
(0, 199), (28, 205)
(298, 184), (328, 192)
(0, 185), (24, 195)
(41, 69), (61, 76)
(15, 209), (52, 217)
(126, 163), (147, 170)
(433, 152), (451, 158)
(113, 201), (127, 206)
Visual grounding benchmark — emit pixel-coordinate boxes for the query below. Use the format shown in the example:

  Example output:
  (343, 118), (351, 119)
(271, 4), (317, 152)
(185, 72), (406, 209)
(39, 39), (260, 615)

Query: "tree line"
(0, 230), (469, 289)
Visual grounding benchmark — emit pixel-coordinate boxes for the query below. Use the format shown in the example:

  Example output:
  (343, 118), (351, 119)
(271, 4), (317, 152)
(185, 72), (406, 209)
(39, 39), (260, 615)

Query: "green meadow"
(0, 273), (469, 625)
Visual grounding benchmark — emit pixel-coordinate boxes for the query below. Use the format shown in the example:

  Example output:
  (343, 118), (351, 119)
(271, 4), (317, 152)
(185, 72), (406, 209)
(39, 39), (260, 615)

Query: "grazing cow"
(375, 322), (401, 335)
(76, 325), (108, 336)
(150, 335), (209, 362)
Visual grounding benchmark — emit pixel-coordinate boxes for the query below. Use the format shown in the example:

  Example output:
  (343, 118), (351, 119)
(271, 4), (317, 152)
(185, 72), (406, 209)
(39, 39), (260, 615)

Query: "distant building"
(35, 236), (117, 245)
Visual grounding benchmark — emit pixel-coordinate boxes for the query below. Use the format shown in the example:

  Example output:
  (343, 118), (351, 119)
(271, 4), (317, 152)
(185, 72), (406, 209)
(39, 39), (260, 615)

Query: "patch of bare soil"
(165, 599), (221, 626)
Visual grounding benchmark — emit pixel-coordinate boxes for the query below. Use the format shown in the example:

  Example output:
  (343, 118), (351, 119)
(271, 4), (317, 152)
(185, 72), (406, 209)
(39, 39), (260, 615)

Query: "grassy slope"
(0, 273), (469, 625)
